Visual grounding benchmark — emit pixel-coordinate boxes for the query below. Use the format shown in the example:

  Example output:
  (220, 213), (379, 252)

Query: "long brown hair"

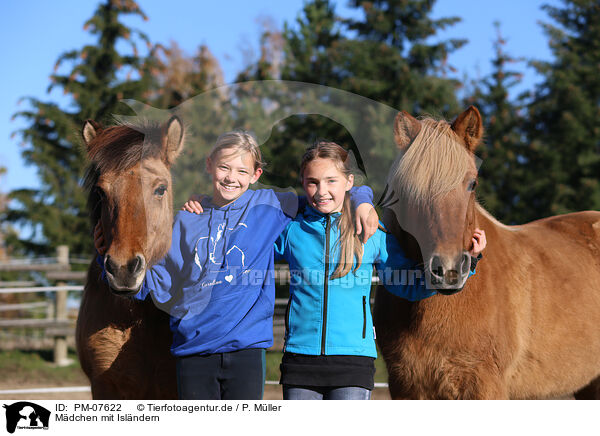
(300, 141), (363, 279)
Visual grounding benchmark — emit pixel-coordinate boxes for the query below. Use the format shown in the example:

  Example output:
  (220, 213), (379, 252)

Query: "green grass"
(265, 350), (389, 383)
(0, 349), (88, 386)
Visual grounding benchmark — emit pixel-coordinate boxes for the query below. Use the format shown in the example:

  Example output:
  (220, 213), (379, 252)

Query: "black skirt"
(279, 352), (376, 390)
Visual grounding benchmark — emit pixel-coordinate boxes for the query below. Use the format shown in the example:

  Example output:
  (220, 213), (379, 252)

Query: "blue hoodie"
(130, 187), (373, 357)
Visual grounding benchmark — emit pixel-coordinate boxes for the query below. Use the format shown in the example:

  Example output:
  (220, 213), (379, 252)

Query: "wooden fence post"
(54, 245), (71, 366)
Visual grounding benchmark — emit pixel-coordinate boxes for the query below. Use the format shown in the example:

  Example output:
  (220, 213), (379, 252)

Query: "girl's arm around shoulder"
(268, 186), (377, 243)
(272, 190), (300, 218)
(272, 185), (372, 211)
(349, 186), (378, 243)
(349, 185), (373, 209)
(273, 220), (295, 262)
(272, 185), (374, 216)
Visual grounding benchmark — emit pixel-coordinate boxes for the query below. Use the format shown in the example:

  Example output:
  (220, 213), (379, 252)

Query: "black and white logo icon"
(3, 402), (50, 434)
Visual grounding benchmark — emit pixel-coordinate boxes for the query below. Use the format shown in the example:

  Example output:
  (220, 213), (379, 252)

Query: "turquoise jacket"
(274, 207), (440, 358)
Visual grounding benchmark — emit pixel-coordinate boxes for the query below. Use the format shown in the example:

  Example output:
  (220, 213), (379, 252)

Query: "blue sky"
(1, 0), (559, 194)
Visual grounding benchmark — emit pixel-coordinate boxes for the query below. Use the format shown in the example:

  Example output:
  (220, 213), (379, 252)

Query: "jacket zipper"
(284, 298), (291, 337)
(283, 296), (291, 352)
(362, 296), (367, 339)
(321, 214), (331, 355)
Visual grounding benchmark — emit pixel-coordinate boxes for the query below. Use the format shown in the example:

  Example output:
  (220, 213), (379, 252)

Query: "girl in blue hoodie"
(95, 131), (377, 400)
(274, 141), (486, 400)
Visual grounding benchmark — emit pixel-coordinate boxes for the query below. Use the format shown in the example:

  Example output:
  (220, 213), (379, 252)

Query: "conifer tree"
(342, 0), (466, 115)
(282, 0), (341, 85)
(463, 23), (529, 224)
(524, 0), (600, 217)
(6, 0), (156, 255)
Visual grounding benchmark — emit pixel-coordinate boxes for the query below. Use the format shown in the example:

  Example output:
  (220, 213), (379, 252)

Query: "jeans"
(283, 385), (372, 400)
(176, 348), (266, 400)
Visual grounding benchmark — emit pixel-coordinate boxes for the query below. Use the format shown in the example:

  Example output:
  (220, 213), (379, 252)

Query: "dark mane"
(82, 122), (165, 228)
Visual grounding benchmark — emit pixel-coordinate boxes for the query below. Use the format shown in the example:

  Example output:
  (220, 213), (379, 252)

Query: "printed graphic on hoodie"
(194, 222), (248, 273)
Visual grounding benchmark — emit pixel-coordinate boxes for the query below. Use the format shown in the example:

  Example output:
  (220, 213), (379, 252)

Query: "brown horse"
(75, 116), (184, 399)
(374, 106), (600, 399)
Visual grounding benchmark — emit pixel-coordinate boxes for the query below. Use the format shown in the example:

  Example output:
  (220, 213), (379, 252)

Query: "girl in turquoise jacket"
(275, 141), (486, 400)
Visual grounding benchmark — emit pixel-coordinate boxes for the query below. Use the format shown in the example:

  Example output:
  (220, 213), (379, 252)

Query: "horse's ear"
(394, 111), (421, 151)
(163, 115), (185, 166)
(82, 120), (102, 150)
(451, 106), (483, 152)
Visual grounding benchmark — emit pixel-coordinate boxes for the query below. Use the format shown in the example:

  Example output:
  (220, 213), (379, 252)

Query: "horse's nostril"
(461, 253), (471, 275)
(105, 256), (116, 276)
(127, 256), (144, 275)
(430, 255), (443, 278)
(445, 270), (459, 285)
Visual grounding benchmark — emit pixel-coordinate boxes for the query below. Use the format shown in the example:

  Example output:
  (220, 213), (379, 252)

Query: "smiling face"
(302, 157), (354, 214)
(206, 148), (262, 207)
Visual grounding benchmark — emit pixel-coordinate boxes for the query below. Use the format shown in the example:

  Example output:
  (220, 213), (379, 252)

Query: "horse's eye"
(154, 185), (167, 197)
(467, 180), (478, 192)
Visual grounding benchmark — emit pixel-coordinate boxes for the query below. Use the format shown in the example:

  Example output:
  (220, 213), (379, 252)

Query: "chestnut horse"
(374, 106), (600, 399)
(75, 116), (184, 399)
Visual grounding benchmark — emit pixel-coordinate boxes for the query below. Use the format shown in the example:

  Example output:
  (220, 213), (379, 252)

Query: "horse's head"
(385, 106), (483, 295)
(82, 116), (184, 297)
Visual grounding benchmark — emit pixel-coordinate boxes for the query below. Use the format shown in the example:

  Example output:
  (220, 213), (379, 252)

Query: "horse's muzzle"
(427, 251), (471, 295)
(435, 287), (464, 296)
(109, 286), (142, 298)
(104, 254), (146, 297)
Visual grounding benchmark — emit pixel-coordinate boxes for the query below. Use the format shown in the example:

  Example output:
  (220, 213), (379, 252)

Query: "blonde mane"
(392, 118), (474, 207)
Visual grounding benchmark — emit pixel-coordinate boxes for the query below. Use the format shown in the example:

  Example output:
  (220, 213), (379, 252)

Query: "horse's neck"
(474, 203), (510, 247)
(87, 261), (147, 322)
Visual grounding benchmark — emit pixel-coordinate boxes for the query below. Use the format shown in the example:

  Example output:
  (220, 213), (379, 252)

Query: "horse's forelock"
(82, 122), (164, 228)
(392, 118), (473, 207)
(87, 123), (164, 174)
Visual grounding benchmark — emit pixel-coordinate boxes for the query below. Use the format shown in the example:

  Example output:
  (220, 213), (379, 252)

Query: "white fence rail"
(0, 246), (76, 366)
(0, 286), (83, 294)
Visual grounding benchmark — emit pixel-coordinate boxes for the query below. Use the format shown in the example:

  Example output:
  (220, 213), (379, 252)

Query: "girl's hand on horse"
(181, 194), (205, 214)
(470, 228), (486, 256)
(356, 203), (379, 243)
(94, 222), (107, 255)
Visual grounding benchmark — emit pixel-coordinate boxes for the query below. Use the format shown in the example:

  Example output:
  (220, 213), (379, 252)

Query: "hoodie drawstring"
(222, 208), (230, 267)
